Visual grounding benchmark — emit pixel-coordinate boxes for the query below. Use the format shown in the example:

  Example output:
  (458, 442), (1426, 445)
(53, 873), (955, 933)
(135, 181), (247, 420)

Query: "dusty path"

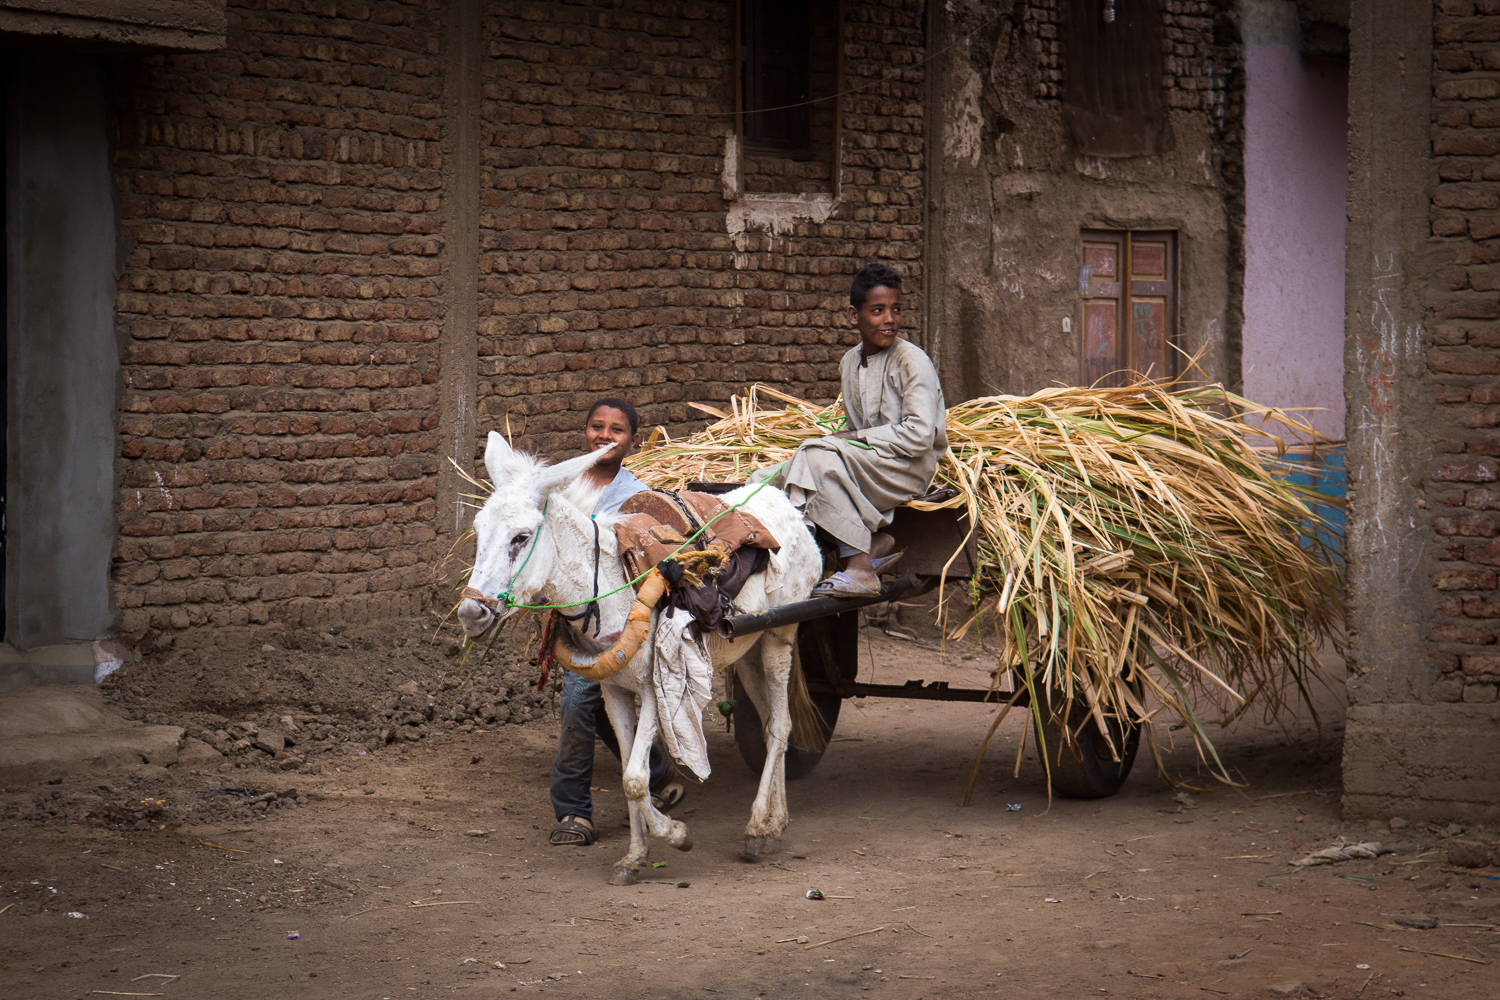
(2, 631), (1496, 999)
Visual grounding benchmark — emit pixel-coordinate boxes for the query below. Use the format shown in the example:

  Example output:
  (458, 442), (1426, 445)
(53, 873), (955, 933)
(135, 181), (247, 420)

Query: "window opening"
(1079, 229), (1177, 387)
(1063, 0), (1170, 157)
(736, 0), (841, 194)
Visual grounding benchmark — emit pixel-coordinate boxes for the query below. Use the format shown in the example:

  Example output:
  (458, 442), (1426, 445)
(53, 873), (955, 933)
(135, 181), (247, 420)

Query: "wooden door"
(1079, 230), (1177, 386)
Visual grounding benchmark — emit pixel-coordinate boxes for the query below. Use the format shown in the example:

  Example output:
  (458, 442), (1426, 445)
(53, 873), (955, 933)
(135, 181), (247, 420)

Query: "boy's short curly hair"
(849, 262), (903, 308)
(586, 397), (639, 434)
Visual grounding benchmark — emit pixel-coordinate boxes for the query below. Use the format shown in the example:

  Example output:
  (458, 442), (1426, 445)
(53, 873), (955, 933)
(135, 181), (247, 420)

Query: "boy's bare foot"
(838, 552), (881, 593)
(810, 552), (886, 598)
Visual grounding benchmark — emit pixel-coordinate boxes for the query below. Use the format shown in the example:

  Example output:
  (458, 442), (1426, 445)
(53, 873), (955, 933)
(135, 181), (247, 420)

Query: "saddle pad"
(617, 490), (695, 538)
(615, 512), (687, 584)
(614, 489), (780, 592)
(679, 491), (780, 553)
(668, 547), (769, 631)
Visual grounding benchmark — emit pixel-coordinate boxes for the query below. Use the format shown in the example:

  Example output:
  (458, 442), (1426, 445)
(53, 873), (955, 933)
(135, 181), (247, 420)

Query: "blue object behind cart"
(1267, 444), (1346, 557)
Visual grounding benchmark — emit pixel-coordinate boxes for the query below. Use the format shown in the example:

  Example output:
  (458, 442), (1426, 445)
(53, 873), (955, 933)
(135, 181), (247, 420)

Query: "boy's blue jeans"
(550, 670), (672, 822)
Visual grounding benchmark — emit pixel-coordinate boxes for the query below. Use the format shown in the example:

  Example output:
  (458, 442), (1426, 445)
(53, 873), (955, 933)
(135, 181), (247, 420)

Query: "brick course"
(1427, 0), (1500, 703)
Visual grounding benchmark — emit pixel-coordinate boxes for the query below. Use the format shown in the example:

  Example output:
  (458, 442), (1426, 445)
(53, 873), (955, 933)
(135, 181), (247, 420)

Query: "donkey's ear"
(483, 431), (515, 485)
(531, 444), (613, 498)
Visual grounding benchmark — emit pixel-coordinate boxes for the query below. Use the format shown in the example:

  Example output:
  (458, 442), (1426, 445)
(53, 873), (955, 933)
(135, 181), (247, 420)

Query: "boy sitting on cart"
(759, 262), (947, 598)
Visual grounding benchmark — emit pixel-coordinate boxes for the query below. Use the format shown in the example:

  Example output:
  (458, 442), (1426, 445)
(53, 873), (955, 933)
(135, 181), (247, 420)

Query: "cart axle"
(817, 679), (1026, 704)
(715, 574), (933, 639)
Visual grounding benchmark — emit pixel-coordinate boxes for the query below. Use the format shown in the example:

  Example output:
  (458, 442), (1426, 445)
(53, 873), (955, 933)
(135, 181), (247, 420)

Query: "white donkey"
(456, 432), (822, 884)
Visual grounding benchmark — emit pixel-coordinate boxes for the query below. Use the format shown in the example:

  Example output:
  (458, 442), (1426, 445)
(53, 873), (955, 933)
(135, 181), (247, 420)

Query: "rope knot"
(461, 586), (501, 611)
(662, 545), (730, 590)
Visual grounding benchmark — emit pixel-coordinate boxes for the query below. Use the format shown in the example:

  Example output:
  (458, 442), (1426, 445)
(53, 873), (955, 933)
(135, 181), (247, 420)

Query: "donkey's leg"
(741, 628), (795, 858)
(624, 684), (692, 852)
(599, 684), (651, 886)
(601, 686), (688, 889)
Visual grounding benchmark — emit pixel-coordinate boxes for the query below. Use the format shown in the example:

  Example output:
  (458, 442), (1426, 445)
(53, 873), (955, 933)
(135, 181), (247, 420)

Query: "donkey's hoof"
(742, 835), (782, 859)
(609, 866), (640, 886)
(671, 827), (693, 853)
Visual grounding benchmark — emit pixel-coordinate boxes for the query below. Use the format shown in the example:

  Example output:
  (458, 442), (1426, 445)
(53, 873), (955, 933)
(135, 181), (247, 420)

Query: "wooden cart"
(690, 484), (1143, 800)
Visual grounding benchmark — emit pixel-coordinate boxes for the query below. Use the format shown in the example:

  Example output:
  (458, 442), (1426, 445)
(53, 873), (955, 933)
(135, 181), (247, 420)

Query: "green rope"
(493, 500), (547, 609)
(492, 463), (787, 612)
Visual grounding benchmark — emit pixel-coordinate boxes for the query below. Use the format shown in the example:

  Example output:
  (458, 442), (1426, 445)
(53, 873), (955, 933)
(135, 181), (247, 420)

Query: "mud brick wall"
(102, 0), (929, 641)
(474, 0), (927, 457)
(110, 0), (446, 641)
(1026, 0), (1064, 100)
(1157, 0), (1219, 111)
(1425, 1), (1500, 704)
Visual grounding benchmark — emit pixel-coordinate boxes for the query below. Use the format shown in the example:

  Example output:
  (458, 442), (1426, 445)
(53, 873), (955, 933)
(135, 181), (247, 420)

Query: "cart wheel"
(1033, 691), (1141, 799)
(730, 669), (841, 780)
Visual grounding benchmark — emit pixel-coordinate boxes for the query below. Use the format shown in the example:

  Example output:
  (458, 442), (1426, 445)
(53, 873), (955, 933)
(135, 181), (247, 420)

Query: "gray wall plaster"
(5, 54), (119, 648)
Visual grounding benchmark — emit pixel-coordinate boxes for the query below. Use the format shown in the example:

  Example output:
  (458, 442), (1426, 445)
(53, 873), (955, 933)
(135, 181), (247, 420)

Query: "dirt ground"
(2, 623), (1498, 1000)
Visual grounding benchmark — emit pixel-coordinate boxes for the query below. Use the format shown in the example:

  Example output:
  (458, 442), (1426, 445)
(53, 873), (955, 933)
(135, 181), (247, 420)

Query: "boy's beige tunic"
(765, 337), (948, 552)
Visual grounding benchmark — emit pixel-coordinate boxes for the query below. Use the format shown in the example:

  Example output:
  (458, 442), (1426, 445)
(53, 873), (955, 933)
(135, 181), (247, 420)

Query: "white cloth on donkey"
(652, 607), (716, 781)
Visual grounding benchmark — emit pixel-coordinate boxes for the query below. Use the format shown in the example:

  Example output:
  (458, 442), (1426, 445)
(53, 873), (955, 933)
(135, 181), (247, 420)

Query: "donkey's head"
(455, 431), (612, 637)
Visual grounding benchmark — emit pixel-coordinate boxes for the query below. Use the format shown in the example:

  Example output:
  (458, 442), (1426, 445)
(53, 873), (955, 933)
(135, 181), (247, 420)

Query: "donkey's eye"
(511, 532), (531, 548)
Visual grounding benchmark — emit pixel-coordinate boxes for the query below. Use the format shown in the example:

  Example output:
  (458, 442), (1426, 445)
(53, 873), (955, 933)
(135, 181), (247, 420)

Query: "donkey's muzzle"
(457, 593), (498, 637)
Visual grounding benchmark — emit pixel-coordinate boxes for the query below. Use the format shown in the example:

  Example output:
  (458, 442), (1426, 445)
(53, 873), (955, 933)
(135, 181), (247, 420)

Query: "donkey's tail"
(787, 640), (829, 753)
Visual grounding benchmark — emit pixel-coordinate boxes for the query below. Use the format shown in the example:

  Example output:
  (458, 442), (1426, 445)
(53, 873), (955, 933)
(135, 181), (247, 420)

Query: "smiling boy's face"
(849, 284), (901, 356)
(584, 406), (637, 467)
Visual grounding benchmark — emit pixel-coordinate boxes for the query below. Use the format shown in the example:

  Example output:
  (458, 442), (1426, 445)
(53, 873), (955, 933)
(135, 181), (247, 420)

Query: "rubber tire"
(1033, 693), (1141, 799)
(730, 669), (841, 780)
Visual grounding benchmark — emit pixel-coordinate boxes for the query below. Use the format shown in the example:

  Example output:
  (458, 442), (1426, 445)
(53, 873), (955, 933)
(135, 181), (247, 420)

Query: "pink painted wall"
(1243, 46), (1349, 443)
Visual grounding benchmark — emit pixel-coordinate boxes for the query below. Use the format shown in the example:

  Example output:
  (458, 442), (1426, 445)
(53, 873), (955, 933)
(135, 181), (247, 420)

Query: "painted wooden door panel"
(1084, 241), (1119, 279)
(1082, 234), (1127, 386)
(1084, 300), (1120, 387)
(1131, 297), (1168, 378)
(1131, 240), (1168, 279)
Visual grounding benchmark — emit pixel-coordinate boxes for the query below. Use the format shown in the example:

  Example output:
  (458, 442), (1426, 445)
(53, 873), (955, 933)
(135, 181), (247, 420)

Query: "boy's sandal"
(651, 781), (686, 812)
(870, 551), (904, 574)
(810, 571), (883, 599)
(548, 815), (597, 846)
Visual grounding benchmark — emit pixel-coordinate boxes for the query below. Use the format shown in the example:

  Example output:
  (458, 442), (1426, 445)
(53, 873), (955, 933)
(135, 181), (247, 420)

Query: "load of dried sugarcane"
(625, 379), (1345, 790)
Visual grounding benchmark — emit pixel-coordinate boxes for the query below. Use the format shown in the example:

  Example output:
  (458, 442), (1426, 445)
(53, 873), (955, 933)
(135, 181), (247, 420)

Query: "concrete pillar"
(1337, 1), (1500, 822)
(4, 55), (118, 648)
